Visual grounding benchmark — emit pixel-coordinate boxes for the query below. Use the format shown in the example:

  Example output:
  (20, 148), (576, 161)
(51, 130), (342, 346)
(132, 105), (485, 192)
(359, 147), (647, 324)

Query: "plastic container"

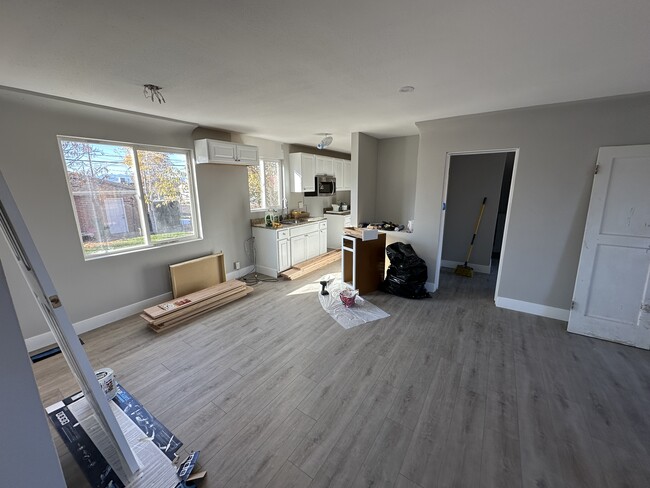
(339, 289), (358, 307)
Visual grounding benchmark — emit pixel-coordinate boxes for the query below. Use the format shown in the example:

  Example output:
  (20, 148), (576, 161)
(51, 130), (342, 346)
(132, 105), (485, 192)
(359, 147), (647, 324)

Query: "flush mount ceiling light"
(399, 85), (415, 93)
(143, 84), (166, 103)
(317, 134), (333, 150)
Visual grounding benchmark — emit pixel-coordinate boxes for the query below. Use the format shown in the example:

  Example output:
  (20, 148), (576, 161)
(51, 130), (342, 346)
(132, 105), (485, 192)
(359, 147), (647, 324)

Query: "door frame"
(434, 148), (520, 302)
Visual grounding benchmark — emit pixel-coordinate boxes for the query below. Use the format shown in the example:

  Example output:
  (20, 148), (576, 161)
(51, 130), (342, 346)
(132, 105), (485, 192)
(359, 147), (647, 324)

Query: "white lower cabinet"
(306, 231), (320, 260)
(319, 228), (327, 254)
(291, 235), (307, 266)
(324, 213), (352, 249)
(253, 220), (328, 276)
(278, 238), (290, 272)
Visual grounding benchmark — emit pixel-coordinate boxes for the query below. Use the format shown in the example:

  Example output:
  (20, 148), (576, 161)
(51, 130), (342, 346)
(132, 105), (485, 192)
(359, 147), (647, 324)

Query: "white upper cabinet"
(194, 139), (259, 166)
(342, 159), (352, 191)
(235, 144), (259, 164)
(332, 158), (351, 191)
(289, 153), (316, 192)
(315, 155), (334, 176)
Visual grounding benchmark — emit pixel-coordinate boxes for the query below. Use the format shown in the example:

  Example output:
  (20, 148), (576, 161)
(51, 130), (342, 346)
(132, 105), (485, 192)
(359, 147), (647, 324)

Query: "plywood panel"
(169, 253), (226, 298)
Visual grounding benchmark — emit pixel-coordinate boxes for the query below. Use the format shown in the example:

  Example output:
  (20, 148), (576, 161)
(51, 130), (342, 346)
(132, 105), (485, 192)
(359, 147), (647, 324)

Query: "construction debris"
(141, 280), (253, 332)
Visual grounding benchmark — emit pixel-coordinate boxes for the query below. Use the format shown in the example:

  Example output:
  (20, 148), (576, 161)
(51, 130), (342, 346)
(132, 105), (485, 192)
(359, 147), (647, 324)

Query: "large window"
(248, 159), (282, 211)
(58, 137), (201, 259)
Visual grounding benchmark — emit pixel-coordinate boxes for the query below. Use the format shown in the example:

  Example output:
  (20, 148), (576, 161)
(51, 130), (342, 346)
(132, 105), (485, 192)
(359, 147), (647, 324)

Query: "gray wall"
(0, 88), (253, 340)
(442, 153), (506, 267)
(412, 92), (650, 310)
(0, 262), (66, 486)
(352, 132), (379, 225)
(375, 135), (419, 225)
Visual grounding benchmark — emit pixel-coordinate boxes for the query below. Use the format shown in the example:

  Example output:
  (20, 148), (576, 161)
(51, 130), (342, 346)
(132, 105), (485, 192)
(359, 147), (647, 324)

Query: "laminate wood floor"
(32, 261), (650, 488)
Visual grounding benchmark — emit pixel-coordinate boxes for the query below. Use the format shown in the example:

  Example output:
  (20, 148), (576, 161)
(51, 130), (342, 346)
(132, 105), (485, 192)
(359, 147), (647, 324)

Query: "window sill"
(82, 235), (203, 261)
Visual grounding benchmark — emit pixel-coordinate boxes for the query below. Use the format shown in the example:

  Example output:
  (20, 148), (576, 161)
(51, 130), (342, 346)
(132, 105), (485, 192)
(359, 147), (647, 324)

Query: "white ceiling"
(1, 0), (649, 153)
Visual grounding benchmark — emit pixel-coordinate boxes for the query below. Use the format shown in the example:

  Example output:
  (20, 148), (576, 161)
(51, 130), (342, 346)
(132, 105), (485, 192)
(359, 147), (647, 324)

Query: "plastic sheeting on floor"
(317, 273), (390, 329)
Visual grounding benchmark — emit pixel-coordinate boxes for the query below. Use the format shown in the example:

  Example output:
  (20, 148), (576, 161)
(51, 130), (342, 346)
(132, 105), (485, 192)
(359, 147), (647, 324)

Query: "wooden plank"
(143, 279), (245, 320)
(169, 253), (226, 298)
(147, 287), (253, 332)
(267, 461), (313, 488)
(143, 283), (248, 325)
(280, 250), (341, 280)
(352, 418), (413, 488)
(148, 286), (252, 331)
(293, 249), (341, 270)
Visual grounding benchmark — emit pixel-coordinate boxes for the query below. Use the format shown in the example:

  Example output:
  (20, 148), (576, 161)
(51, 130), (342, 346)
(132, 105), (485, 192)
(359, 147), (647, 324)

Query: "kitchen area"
(195, 135), (419, 289)
(251, 151), (353, 277)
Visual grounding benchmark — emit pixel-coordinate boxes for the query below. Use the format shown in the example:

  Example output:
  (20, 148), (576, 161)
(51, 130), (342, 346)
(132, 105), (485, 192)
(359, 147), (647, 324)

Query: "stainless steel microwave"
(305, 175), (336, 196)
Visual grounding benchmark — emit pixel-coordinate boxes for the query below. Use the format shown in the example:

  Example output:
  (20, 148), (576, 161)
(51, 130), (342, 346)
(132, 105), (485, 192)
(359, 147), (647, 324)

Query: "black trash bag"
(381, 242), (430, 299)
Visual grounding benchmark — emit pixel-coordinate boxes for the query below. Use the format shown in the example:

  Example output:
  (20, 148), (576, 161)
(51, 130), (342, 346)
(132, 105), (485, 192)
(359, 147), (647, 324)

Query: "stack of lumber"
(141, 280), (253, 332)
(280, 249), (341, 280)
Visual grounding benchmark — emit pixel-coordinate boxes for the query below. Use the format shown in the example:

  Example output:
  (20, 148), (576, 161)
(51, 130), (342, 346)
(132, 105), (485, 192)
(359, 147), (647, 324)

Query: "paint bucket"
(95, 368), (117, 401)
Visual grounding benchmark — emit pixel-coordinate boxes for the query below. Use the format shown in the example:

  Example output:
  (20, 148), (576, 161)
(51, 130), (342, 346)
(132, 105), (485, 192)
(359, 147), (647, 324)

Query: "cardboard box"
(343, 227), (379, 241)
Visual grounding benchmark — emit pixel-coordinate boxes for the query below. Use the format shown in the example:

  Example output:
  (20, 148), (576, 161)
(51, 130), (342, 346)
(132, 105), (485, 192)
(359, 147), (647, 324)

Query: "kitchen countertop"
(251, 217), (326, 229)
(325, 211), (351, 215)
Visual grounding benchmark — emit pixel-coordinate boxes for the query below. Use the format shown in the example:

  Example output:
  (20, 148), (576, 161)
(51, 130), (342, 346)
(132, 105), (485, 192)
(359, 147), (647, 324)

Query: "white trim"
(227, 265), (256, 280)
(25, 265), (257, 352)
(493, 151), (519, 301)
(435, 148), (520, 292)
(495, 296), (570, 321)
(25, 292), (172, 352)
(440, 259), (491, 274)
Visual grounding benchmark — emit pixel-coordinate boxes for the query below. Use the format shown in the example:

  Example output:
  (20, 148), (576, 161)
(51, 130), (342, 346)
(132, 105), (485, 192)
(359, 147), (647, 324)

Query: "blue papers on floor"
(317, 274), (389, 329)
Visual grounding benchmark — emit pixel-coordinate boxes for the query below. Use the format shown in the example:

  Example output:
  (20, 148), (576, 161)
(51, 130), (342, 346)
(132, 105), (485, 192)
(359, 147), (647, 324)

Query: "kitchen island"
(251, 218), (327, 277)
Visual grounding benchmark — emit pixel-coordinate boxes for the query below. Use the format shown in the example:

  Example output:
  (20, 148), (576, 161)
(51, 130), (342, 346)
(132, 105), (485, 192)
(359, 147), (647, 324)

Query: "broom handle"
(464, 197), (487, 265)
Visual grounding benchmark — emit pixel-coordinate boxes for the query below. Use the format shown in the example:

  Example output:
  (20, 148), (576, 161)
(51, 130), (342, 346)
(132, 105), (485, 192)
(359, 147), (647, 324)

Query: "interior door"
(568, 145), (650, 349)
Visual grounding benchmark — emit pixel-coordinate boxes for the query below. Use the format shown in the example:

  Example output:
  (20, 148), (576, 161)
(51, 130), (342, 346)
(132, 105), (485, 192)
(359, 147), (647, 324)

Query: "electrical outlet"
(234, 261), (241, 270)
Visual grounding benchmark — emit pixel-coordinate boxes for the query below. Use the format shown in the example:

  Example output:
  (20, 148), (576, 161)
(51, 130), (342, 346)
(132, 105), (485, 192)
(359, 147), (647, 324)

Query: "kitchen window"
(248, 159), (282, 211)
(58, 136), (201, 259)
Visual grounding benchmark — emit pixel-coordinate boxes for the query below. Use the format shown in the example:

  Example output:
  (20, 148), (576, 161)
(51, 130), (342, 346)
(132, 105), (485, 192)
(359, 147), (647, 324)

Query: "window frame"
(248, 158), (284, 212)
(57, 135), (202, 260)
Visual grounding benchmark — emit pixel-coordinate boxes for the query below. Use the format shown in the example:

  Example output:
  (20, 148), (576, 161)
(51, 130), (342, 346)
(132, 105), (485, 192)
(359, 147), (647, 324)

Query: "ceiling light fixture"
(399, 85), (415, 93)
(317, 134), (333, 150)
(143, 84), (166, 103)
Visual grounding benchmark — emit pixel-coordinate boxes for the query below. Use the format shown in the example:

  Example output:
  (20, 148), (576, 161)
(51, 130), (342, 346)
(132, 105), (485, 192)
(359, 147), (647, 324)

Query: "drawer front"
(277, 229), (289, 240)
(319, 220), (327, 230)
(290, 223), (319, 237)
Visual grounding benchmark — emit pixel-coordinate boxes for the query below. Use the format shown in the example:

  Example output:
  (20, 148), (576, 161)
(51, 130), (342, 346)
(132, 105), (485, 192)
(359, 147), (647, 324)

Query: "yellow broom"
(455, 197), (487, 278)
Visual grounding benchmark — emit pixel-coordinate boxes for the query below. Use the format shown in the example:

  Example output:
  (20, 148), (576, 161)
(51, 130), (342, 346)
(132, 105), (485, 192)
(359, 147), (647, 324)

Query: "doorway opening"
(435, 149), (518, 299)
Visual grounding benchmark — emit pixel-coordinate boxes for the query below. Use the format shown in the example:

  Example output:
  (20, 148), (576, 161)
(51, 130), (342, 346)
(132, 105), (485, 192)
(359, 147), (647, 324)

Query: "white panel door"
(342, 160), (352, 190)
(291, 235), (306, 266)
(235, 144), (259, 164)
(278, 238), (290, 272)
(306, 231), (320, 259)
(208, 140), (237, 161)
(568, 145), (650, 349)
(319, 228), (328, 254)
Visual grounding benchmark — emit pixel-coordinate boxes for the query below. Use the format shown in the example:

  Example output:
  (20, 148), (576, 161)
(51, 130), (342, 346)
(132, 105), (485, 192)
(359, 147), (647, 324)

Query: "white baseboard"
(441, 259), (491, 274)
(245, 264), (276, 278)
(226, 265), (255, 281)
(26, 267), (257, 352)
(495, 296), (569, 322)
(25, 292), (174, 353)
